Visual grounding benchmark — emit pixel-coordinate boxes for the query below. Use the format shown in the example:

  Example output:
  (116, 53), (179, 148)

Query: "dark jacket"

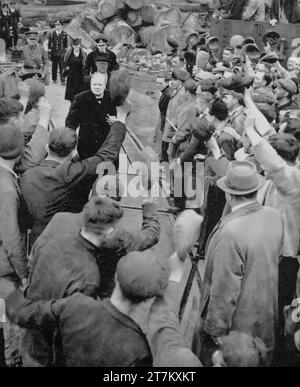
(84, 48), (119, 76)
(20, 121), (126, 244)
(65, 89), (116, 160)
(6, 292), (152, 367)
(48, 29), (68, 57)
(159, 86), (173, 132)
(0, 124), (49, 280)
(63, 47), (87, 74)
(17, 201), (159, 366)
(30, 202), (160, 299)
(223, 0), (247, 19)
(21, 232), (102, 366)
(0, 166), (28, 280)
(270, 0), (297, 22)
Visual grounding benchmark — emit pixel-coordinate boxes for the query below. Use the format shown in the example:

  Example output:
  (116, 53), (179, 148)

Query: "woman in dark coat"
(63, 38), (87, 102)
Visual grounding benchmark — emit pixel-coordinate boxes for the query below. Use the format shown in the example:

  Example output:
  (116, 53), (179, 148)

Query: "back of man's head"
(25, 78), (46, 106)
(184, 79), (198, 95)
(217, 332), (267, 367)
(0, 98), (23, 124)
(48, 128), (77, 158)
(0, 123), (24, 160)
(269, 133), (300, 164)
(82, 196), (124, 235)
(116, 251), (170, 304)
(209, 98), (229, 121)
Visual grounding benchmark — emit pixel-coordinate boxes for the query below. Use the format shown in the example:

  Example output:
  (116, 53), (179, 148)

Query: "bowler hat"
(217, 161), (264, 195)
(0, 124), (24, 160)
(109, 68), (131, 106)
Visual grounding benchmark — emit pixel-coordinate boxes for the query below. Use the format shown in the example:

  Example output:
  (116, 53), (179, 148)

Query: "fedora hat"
(217, 161), (264, 195)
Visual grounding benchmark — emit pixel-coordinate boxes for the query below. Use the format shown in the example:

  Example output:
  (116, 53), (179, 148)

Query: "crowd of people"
(0, 2), (20, 49)
(213, 0), (300, 24)
(0, 6), (300, 369)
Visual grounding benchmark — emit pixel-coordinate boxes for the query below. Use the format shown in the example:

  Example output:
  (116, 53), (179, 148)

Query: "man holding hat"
(48, 20), (68, 85)
(198, 160), (284, 366)
(84, 34), (119, 81)
(22, 31), (49, 84)
(222, 89), (246, 136)
(275, 78), (299, 110)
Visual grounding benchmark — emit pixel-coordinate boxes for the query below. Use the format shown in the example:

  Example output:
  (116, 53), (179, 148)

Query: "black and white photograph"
(0, 0), (300, 371)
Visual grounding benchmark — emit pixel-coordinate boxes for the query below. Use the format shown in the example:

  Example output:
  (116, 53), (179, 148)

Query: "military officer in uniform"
(48, 20), (68, 85)
(84, 34), (119, 78)
(21, 31), (49, 85)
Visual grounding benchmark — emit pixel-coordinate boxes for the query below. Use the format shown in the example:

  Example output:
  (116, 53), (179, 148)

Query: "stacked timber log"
(65, 0), (213, 53)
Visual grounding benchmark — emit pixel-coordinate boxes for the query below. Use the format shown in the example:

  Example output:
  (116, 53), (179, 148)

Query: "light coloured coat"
(200, 202), (284, 353)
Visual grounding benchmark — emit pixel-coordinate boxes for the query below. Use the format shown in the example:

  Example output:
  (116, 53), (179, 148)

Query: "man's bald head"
(90, 72), (107, 98)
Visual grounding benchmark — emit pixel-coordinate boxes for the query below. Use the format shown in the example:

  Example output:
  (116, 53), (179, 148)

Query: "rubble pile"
(65, 0), (213, 59)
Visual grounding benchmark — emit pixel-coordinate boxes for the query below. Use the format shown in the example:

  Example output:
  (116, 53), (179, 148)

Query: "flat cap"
(117, 251), (170, 301)
(171, 69), (190, 82)
(222, 89), (245, 106)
